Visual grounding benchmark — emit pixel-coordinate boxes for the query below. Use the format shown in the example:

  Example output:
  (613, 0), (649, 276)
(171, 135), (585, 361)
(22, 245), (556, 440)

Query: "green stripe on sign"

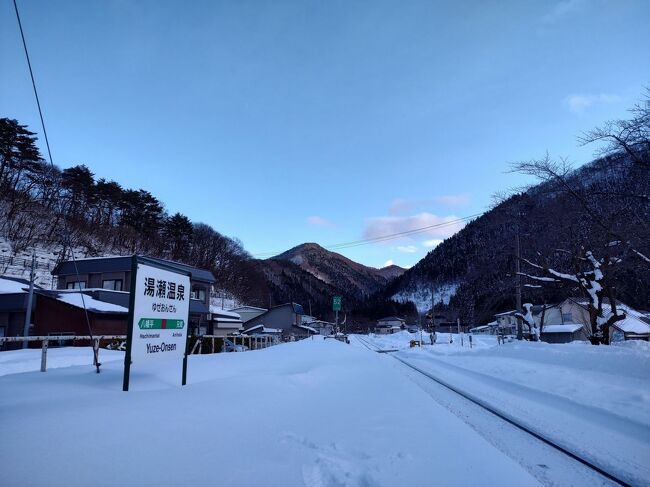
(138, 318), (185, 330)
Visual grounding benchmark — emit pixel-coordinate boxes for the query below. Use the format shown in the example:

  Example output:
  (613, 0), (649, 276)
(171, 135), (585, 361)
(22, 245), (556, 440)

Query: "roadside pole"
(22, 252), (35, 349)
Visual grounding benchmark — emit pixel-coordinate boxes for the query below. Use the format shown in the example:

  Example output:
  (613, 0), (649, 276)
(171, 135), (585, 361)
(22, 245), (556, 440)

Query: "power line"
(13, 0), (54, 166)
(252, 213), (483, 258)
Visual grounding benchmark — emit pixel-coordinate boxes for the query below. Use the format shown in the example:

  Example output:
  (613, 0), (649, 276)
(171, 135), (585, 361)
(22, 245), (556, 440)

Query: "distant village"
(2, 254), (649, 352)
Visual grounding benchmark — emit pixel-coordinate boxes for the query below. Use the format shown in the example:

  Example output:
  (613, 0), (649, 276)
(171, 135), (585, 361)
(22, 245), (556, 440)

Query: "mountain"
(271, 243), (403, 298)
(376, 264), (407, 281)
(386, 155), (650, 324)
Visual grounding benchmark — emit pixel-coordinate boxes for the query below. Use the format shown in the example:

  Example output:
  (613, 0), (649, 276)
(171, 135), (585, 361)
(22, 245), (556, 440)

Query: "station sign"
(123, 256), (191, 391)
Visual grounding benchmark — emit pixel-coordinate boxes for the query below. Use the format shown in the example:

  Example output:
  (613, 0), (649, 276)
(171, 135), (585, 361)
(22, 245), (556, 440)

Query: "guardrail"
(0, 334), (282, 372)
(188, 335), (281, 354)
(0, 335), (126, 372)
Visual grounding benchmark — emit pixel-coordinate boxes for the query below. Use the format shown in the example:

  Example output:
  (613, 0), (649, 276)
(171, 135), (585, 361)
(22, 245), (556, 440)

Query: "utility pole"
(335, 309), (338, 334)
(515, 218), (523, 340)
(22, 252), (36, 349)
(431, 285), (435, 330)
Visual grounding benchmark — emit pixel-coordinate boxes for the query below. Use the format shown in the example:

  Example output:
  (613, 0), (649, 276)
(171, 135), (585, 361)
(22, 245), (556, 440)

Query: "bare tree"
(579, 88), (650, 168)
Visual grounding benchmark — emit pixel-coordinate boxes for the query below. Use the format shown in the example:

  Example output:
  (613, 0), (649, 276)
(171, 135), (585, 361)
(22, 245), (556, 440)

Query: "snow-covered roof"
(229, 305), (267, 312)
(568, 298), (650, 335)
(51, 291), (128, 314)
(377, 316), (405, 322)
(209, 307), (242, 319)
(0, 277), (33, 294)
(297, 324), (318, 334)
(469, 325), (492, 332)
(243, 324), (282, 335)
(611, 307), (650, 335)
(542, 324), (584, 333)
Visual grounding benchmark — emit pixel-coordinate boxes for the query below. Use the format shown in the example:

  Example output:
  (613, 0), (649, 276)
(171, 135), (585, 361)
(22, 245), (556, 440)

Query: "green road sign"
(333, 296), (342, 311)
(138, 318), (185, 330)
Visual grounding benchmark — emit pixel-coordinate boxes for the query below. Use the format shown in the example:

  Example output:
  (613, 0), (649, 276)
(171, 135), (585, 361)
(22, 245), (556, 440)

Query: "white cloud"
(434, 194), (471, 207)
(363, 212), (465, 242)
(542, 0), (591, 24)
(306, 216), (334, 227)
(396, 245), (418, 253)
(383, 259), (394, 268)
(422, 239), (443, 248)
(389, 194), (470, 215)
(564, 93), (621, 114)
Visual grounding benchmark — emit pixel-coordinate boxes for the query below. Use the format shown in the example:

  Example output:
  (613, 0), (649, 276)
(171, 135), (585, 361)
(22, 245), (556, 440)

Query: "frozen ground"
(354, 331), (650, 486)
(0, 338), (541, 487)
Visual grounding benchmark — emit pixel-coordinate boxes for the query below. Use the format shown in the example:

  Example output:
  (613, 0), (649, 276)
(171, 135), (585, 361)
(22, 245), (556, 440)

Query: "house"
(301, 319), (334, 336)
(228, 305), (268, 323)
(540, 324), (590, 343)
(0, 276), (42, 349)
(31, 289), (128, 343)
(431, 311), (461, 333)
(605, 304), (650, 342)
(208, 308), (243, 337)
(243, 303), (310, 339)
(548, 298), (650, 342)
(52, 256), (216, 335)
(494, 305), (559, 337)
(375, 316), (404, 334)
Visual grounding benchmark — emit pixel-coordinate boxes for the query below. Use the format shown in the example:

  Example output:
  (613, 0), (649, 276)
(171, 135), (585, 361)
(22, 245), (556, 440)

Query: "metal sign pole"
(122, 255), (138, 392)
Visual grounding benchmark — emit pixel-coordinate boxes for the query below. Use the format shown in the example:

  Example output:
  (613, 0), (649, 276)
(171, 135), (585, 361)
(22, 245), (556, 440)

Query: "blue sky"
(2, 0), (649, 268)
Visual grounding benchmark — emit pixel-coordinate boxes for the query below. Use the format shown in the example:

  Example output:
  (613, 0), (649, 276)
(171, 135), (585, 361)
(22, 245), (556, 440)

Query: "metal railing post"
(40, 339), (48, 372)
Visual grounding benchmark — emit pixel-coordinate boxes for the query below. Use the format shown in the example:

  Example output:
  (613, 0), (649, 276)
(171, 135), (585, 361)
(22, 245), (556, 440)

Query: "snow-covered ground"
(1, 338), (542, 487)
(0, 347), (124, 377)
(354, 331), (650, 485)
(2, 334), (648, 486)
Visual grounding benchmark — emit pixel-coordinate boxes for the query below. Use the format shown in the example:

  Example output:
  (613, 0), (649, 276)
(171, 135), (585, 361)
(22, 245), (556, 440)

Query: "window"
(191, 287), (206, 302)
(66, 281), (86, 290)
(562, 313), (573, 322)
(102, 279), (123, 291)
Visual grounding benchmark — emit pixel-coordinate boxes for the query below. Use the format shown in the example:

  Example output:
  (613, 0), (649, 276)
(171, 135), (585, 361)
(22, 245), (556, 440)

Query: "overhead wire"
(252, 213), (483, 258)
(13, 0), (99, 371)
(12, 0), (53, 166)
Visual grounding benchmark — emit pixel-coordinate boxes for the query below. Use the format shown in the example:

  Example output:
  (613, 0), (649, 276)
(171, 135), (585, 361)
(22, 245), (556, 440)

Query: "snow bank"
(0, 347), (124, 377)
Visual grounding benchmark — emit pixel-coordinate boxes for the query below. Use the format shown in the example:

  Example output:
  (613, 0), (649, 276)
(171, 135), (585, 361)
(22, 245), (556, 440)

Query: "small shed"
(540, 324), (589, 344)
(609, 314), (650, 342)
(209, 308), (243, 337)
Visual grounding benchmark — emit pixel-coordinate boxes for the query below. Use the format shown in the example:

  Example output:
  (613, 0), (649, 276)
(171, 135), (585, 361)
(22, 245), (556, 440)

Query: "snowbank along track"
(353, 334), (630, 487)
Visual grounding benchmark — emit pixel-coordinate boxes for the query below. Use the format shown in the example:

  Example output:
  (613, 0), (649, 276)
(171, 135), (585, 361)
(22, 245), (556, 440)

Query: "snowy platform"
(0, 338), (542, 487)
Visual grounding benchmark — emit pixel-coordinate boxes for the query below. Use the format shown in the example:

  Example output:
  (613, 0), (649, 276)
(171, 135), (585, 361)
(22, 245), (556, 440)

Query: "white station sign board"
(123, 257), (192, 391)
(130, 262), (190, 361)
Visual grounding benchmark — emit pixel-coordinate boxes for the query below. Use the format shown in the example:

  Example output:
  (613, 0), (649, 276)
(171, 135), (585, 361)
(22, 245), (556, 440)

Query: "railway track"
(353, 334), (631, 487)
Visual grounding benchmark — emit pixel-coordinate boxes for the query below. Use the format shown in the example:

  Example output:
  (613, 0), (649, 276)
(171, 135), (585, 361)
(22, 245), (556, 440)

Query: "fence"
(0, 335), (125, 372)
(0, 333), (282, 372)
(188, 335), (281, 354)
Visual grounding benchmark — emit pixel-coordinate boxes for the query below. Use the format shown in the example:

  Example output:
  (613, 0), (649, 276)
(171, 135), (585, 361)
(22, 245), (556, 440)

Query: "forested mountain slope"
(386, 154), (650, 323)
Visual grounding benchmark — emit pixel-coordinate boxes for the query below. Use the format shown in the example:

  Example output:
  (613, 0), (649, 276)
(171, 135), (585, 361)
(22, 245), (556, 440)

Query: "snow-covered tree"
(519, 247), (626, 344)
(515, 303), (539, 341)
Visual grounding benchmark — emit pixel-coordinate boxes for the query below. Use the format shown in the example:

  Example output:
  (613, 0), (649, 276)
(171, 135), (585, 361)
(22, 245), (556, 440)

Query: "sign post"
(123, 255), (191, 392)
(333, 296), (341, 333)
